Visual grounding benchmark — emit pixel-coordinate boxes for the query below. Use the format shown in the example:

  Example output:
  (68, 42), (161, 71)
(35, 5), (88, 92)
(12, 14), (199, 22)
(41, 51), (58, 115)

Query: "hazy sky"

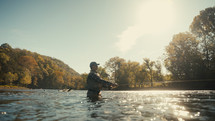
(0, 0), (214, 74)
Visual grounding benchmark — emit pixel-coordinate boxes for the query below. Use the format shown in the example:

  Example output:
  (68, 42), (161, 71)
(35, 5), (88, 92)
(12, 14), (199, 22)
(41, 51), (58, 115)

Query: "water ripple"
(0, 90), (215, 121)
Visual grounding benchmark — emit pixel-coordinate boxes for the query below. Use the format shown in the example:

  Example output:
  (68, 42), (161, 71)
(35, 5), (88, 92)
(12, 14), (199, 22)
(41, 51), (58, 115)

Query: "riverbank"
(114, 79), (215, 90)
(0, 85), (29, 90)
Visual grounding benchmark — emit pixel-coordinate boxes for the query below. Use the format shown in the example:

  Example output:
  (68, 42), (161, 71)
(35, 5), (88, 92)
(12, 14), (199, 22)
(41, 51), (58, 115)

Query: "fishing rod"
(67, 80), (118, 92)
(115, 79), (215, 86)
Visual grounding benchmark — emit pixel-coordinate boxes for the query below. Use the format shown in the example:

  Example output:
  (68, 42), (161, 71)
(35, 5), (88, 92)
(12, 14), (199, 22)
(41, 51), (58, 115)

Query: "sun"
(136, 0), (175, 34)
(115, 0), (175, 52)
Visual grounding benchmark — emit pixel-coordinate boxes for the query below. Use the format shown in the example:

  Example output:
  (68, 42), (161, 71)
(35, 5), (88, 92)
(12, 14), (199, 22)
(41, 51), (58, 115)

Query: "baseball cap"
(90, 61), (100, 67)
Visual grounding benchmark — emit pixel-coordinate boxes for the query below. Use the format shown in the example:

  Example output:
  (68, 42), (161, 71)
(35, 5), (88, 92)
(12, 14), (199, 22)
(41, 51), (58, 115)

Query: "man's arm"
(89, 73), (115, 87)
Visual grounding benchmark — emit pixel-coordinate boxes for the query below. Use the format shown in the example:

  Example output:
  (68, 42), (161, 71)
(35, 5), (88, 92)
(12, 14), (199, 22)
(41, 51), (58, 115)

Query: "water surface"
(0, 90), (215, 121)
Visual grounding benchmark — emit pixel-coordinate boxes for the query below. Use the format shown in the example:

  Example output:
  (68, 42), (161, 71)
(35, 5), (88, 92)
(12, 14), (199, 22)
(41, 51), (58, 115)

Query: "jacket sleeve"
(88, 73), (113, 87)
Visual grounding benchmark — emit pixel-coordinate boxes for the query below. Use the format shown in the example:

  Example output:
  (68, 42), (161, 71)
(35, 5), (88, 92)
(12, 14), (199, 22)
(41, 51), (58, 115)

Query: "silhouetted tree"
(165, 32), (203, 80)
(190, 6), (215, 78)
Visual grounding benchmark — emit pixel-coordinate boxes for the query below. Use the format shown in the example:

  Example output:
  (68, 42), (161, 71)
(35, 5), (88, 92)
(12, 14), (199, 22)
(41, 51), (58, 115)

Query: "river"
(0, 90), (215, 121)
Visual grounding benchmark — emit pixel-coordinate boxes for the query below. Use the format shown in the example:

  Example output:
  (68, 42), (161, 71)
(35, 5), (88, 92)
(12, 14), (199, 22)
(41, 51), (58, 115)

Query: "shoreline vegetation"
(0, 43), (83, 90)
(1, 7), (215, 90)
(1, 79), (214, 90)
(0, 85), (29, 90)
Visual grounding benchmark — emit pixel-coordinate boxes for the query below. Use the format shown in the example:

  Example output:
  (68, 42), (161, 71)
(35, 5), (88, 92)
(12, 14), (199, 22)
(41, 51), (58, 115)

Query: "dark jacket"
(87, 70), (112, 93)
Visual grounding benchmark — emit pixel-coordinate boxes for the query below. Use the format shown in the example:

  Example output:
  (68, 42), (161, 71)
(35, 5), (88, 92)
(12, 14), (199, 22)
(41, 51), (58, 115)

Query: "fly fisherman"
(87, 61), (118, 99)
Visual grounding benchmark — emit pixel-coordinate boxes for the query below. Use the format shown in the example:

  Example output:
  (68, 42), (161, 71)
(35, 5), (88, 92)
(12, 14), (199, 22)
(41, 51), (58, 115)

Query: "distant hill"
(0, 43), (84, 89)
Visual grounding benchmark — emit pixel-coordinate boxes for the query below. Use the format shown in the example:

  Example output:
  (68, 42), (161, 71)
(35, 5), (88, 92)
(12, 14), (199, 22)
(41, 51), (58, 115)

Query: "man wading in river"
(87, 62), (118, 99)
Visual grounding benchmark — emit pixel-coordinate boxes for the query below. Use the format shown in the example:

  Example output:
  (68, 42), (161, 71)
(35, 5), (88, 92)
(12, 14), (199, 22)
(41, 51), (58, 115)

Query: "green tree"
(71, 75), (84, 89)
(154, 61), (163, 82)
(165, 32), (203, 80)
(52, 71), (64, 88)
(1, 43), (12, 49)
(126, 61), (140, 88)
(138, 64), (150, 87)
(105, 57), (125, 82)
(20, 69), (32, 86)
(143, 58), (155, 87)
(97, 66), (109, 80)
(0, 53), (10, 64)
(81, 73), (88, 89)
(105, 57), (130, 89)
(117, 62), (130, 89)
(3, 72), (18, 85)
(190, 6), (215, 78)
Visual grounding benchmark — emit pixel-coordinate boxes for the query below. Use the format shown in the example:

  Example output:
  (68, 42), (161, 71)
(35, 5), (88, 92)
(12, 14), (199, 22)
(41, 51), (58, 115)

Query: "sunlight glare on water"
(0, 90), (215, 121)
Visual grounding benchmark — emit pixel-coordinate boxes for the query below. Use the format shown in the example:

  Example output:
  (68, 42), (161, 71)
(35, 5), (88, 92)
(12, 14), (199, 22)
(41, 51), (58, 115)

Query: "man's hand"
(113, 83), (118, 87)
(109, 83), (118, 89)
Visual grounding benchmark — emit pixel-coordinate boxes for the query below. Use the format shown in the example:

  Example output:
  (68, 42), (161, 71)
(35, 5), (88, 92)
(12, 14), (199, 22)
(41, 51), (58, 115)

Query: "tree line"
(80, 57), (166, 90)
(0, 43), (167, 89)
(1, 7), (215, 89)
(104, 57), (165, 89)
(82, 6), (215, 89)
(165, 6), (215, 80)
(0, 43), (84, 89)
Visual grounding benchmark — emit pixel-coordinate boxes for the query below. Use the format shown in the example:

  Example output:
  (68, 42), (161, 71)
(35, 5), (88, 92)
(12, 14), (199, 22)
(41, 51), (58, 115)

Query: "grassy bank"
(0, 85), (29, 89)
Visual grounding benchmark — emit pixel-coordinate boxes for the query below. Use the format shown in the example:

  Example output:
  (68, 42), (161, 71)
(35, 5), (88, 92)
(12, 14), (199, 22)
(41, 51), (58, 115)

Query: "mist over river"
(0, 89), (215, 121)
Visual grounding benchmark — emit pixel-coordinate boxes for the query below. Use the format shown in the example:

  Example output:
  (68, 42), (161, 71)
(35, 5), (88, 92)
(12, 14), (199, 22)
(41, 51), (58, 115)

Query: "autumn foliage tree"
(19, 69), (32, 86)
(18, 56), (38, 71)
(3, 72), (18, 85)
(0, 53), (10, 64)
(0, 43), (81, 89)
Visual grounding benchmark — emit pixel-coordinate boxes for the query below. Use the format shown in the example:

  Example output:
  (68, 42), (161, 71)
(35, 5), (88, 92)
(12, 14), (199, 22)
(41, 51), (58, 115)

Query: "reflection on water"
(0, 90), (215, 121)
